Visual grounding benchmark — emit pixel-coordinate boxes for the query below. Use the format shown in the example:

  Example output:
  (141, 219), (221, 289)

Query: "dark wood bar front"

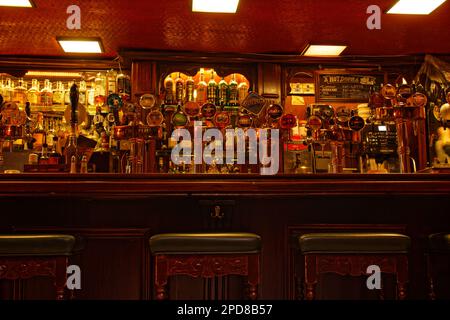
(0, 174), (449, 300)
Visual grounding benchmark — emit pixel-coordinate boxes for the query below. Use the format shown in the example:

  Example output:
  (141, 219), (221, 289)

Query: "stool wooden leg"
(427, 254), (436, 300)
(304, 255), (317, 300)
(247, 254), (260, 300)
(54, 257), (68, 300)
(396, 255), (408, 300)
(155, 255), (169, 300)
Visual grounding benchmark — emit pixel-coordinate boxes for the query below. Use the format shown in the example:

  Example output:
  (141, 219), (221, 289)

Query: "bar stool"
(427, 233), (450, 300)
(299, 233), (410, 300)
(149, 233), (261, 300)
(0, 234), (76, 300)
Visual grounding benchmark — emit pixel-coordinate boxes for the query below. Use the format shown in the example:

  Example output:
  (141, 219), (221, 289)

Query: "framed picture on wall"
(289, 82), (315, 95)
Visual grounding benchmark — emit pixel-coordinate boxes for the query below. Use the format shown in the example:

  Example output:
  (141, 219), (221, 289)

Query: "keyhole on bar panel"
(211, 205), (224, 219)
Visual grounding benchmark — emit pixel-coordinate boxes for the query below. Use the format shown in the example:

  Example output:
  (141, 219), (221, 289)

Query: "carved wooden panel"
(164, 255), (249, 278)
(0, 258), (55, 280)
(316, 255), (398, 276)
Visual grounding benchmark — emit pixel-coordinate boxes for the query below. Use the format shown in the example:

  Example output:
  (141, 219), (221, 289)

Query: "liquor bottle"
(175, 73), (184, 104)
(87, 81), (96, 107)
(39, 143), (49, 165)
(95, 72), (106, 96)
(40, 79), (53, 107)
(94, 72), (106, 107)
(196, 70), (207, 104)
(218, 77), (229, 107)
(4, 78), (13, 102)
(158, 157), (165, 173)
(186, 76), (195, 102)
(64, 82), (75, 105)
(52, 81), (64, 105)
(229, 74), (239, 106)
(116, 72), (131, 101)
(0, 78), (5, 99)
(106, 69), (117, 95)
(49, 136), (61, 165)
(13, 78), (28, 107)
(238, 77), (249, 105)
(79, 80), (87, 106)
(164, 73), (175, 105)
(27, 79), (40, 106)
(207, 70), (217, 104)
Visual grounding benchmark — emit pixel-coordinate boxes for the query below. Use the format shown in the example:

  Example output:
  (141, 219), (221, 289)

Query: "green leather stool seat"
(0, 234), (76, 257)
(429, 233), (450, 253)
(299, 233), (411, 254)
(150, 233), (261, 254)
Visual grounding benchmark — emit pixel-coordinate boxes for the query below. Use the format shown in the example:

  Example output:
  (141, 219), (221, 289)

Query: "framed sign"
(315, 71), (385, 102)
(290, 82), (315, 95)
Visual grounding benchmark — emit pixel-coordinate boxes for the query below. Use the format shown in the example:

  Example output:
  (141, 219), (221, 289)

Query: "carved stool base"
(154, 254), (260, 300)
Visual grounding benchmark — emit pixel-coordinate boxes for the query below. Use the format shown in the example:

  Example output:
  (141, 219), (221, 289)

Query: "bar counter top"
(1, 173), (450, 196)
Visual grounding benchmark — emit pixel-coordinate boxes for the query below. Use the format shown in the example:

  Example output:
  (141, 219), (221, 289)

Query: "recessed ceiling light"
(302, 44), (347, 57)
(0, 0), (34, 7)
(192, 0), (239, 13)
(387, 0), (446, 15)
(57, 38), (104, 54)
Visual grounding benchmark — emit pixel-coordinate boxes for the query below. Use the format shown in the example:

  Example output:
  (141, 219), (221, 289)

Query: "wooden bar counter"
(0, 174), (449, 300)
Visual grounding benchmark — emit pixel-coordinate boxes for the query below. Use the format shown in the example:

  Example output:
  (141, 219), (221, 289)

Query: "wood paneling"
(0, 176), (449, 299)
(131, 61), (157, 99)
(258, 63), (281, 101)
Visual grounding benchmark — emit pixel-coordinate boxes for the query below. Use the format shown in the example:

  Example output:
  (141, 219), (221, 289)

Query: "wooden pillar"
(257, 63), (282, 102)
(131, 61), (158, 101)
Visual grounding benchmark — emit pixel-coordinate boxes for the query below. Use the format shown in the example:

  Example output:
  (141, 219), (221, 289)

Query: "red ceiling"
(0, 0), (450, 58)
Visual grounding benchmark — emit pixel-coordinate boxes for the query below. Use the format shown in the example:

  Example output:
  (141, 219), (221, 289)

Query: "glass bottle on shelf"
(4, 78), (13, 102)
(39, 143), (49, 165)
(106, 69), (117, 95)
(13, 78), (28, 107)
(49, 136), (62, 165)
(27, 79), (40, 106)
(218, 77), (229, 107)
(79, 80), (87, 106)
(94, 72), (106, 107)
(64, 81), (75, 105)
(196, 70), (207, 104)
(229, 74), (239, 106)
(52, 81), (64, 105)
(207, 70), (217, 104)
(158, 157), (165, 173)
(0, 78), (5, 98)
(87, 81), (96, 108)
(186, 76), (195, 102)
(238, 76), (249, 105)
(116, 72), (131, 101)
(164, 73), (175, 105)
(175, 73), (184, 104)
(40, 79), (53, 107)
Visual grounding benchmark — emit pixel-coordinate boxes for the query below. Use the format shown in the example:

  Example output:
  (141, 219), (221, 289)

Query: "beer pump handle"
(70, 83), (79, 127)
